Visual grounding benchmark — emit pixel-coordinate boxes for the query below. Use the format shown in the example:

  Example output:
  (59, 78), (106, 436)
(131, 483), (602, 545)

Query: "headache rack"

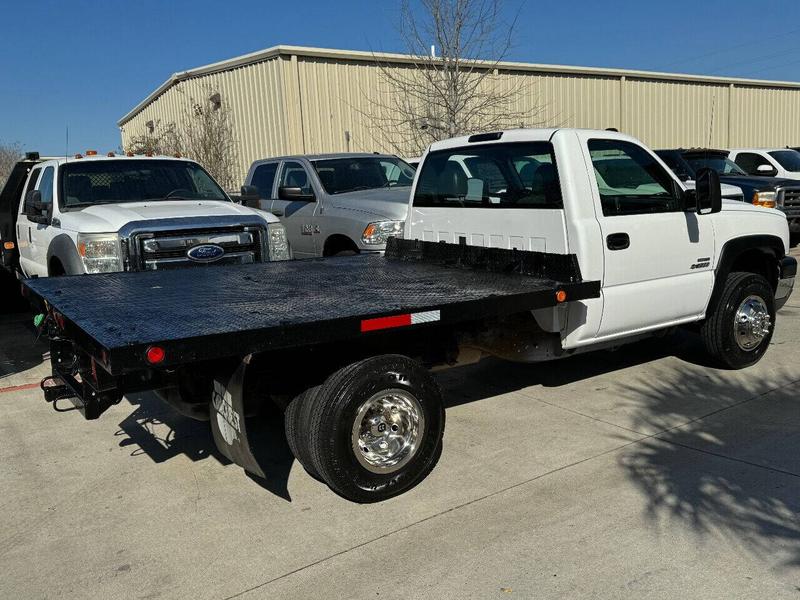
(24, 238), (600, 419)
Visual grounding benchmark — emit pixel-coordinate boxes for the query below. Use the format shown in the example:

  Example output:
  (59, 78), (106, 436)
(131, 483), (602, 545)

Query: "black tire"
(701, 272), (775, 369)
(333, 250), (357, 257)
(307, 355), (445, 503)
(285, 386), (322, 480)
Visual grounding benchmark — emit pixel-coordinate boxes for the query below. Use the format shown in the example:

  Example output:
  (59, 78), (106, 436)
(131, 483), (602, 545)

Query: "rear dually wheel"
(306, 355), (445, 503)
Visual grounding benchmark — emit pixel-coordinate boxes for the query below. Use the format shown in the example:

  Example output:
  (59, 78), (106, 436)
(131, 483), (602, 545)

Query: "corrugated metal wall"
(621, 78), (731, 149)
(121, 57), (289, 182)
(120, 48), (800, 184)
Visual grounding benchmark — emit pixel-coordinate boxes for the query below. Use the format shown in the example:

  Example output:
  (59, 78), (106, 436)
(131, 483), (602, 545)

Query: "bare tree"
(177, 87), (238, 190)
(367, 0), (544, 156)
(124, 85), (239, 190)
(124, 119), (182, 156)
(0, 141), (23, 188)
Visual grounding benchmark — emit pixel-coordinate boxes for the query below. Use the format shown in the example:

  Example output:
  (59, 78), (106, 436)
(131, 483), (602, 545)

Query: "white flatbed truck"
(23, 129), (795, 503)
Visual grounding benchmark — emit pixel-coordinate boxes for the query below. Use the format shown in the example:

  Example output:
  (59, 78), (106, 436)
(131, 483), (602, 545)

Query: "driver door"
(577, 133), (716, 339)
(16, 166), (42, 277)
(271, 161), (319, 258)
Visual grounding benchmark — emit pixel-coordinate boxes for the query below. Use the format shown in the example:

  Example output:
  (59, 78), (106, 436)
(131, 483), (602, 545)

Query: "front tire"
(307, 355), (445, 503)
(701, 272), (775, 369)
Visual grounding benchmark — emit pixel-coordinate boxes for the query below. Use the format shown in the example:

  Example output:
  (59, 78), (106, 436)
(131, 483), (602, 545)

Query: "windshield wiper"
(65, 200), (117, 208)
(336, 186), (374, 193)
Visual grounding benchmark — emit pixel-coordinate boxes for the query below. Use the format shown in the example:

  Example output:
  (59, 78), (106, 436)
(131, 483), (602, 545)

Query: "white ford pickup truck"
(24, 129), (796, 503)
(0, 153), (290, 277)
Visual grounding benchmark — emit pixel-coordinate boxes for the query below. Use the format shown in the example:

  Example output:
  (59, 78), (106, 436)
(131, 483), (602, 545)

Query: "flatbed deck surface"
(24, 252), (599, 371)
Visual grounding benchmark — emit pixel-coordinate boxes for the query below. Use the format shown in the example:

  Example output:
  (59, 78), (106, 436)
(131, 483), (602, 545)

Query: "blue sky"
(3, 0), (800, 155)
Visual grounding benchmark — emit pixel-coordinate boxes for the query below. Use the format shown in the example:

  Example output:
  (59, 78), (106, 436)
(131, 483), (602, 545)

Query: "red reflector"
(361, 314), (412, 332)
(145, 346), (166, 364)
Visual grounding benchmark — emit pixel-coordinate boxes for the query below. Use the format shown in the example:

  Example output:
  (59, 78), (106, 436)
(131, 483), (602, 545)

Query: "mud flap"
(209, 355), (265, 478)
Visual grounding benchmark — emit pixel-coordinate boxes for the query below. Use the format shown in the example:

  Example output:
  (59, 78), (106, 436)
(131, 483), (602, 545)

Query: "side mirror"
(24, 190), (49, 224)
(278, 186), (314, 202)
(757, 163), (778, 176)
(24, 190), (42, 214)
(695, 167), (722, 215)
(239, 185), (261, 208)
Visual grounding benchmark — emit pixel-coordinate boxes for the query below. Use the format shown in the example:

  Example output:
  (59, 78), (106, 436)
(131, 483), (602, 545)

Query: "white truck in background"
(729, 147), (800, 181)
(0, 152), (290, 277)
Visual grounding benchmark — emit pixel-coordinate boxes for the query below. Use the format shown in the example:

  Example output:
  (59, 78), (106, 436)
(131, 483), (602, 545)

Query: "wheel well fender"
(709, 235), (783, 311)
(47, 234), (84, 275)
(323, 234), (359, 256)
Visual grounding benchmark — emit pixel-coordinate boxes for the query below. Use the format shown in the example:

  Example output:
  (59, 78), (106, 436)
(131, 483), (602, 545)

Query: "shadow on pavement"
(619, 368), (800, 567)
(116, 391), (294, 501)
(113, 331), (704, 503)
(0, 316), (46, 381)
(0, 268), (46, 380)
(437, 330), (704, 409)
(0, 268), (29, 314)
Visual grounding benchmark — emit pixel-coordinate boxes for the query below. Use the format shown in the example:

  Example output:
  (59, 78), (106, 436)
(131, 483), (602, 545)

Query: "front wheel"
(701, 272), (775, 369)
(307, 355), (445, 503)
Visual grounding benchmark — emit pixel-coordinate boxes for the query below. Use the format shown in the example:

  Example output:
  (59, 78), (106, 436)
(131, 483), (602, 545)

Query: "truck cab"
(409, 129), (794, 347)
(4, 153), (290, 277)
(729, 148), (800, 181)
(243, 153), (415, 258)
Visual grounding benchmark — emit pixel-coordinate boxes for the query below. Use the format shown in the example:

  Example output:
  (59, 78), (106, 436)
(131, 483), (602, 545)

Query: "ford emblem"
(187, 244), (225, 263)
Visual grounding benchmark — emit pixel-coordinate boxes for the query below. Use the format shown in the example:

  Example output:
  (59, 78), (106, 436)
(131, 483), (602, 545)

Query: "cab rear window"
(413, 142), (562, 209)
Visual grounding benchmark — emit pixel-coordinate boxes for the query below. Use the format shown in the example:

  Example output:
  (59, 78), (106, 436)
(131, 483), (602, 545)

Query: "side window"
(279, 161), (313, 196)
(734, 152), (772, 175)
(20, 168), (41, 214)
(414, 142), (562, 209)
(251, 162), (278, 198)
(38, 167), (55, 206)
(588, 139), (678, 217)
(380, 160), (415, 186)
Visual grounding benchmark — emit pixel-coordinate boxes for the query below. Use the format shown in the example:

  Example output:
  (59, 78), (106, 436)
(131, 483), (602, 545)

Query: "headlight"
(362, 220), (404, 245)
(753, 191), (777, 208)
(267, 223), (291, 261)
(76, 233), (122, 273)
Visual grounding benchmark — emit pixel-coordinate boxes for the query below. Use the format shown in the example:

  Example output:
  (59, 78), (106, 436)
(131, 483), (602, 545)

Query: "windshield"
(413, 142), (562, 209)
(311, 157), (415, 195)
(684, 155), (747, 176)
(60, 159), (228, 208)
(769, 150), (800, 172)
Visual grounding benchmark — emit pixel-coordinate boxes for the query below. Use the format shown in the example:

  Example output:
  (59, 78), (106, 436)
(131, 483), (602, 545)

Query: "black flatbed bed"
(23, 239), (600, 376)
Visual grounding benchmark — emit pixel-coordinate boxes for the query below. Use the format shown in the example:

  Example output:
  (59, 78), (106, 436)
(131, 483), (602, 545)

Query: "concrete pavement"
(1, 262), (800, 599)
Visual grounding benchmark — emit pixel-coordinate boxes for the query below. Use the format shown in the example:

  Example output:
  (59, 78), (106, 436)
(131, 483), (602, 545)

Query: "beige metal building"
(118, 45), (800, 182)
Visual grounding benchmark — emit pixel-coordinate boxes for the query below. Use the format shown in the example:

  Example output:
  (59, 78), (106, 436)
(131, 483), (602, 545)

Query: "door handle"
(606, 232), (630, 251)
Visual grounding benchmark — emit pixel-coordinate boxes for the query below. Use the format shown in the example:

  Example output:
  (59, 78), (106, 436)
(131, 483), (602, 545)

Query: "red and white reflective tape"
(360, 309), (441, 333)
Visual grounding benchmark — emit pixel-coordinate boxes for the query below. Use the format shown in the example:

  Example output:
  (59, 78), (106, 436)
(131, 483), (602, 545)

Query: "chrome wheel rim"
(351, 389), (425, 474)
(734, 295), (771, 351)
